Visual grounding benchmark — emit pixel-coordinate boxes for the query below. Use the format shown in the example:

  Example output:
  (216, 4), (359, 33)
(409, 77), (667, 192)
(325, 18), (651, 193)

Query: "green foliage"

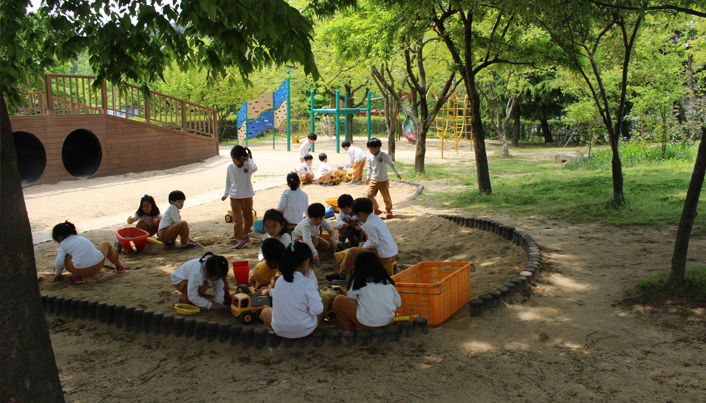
(633, 267), (706, 303)
(565, 142), (696, 170)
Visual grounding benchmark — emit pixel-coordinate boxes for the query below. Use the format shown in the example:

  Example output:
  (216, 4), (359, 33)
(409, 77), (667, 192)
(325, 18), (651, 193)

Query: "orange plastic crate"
(392, 261), (472, 327)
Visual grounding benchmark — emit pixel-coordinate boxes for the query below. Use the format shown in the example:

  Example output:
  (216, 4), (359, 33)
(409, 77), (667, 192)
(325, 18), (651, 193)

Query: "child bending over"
(260, 242), (331, 338)
(277, 173), (309, 226)
(251, 238), (286, 290)
(365, 137), (401, 218)
(332, 251), (401, 331)
(158, 190), (198, 249)
(297, 154), (315, 183)
(53, 221), (124, 284)
(325, 198), (398, 285)
(292, 203), (336, 266)
(315, 153), (335, 185)
(171, 252), (230, 310)
(128, 194), (161, 236)
(222, 145), (258, 249)
(335, 194), (363, 250)
(299, 133), (317, 163)
(340, 140), (366, 184)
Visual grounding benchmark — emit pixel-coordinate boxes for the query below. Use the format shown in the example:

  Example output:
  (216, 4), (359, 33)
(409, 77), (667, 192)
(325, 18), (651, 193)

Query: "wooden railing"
(14, 74), (218, 138)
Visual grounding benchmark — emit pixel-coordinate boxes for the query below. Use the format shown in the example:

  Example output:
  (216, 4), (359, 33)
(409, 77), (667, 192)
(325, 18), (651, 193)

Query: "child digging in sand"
(340, 140), (366, 184)
(296, 154), (315, 183)
(325, 198), (398, 285)
(158, 190), (198, 249)
(52, 221), (124, 284)
(315, 153), (335, 186)
(335, 194), (363, 250)
(171, 252), (230, 310)
(292, 203), (337, 267)
(365, 137), (401, 218)
(277, 173), (309, 226)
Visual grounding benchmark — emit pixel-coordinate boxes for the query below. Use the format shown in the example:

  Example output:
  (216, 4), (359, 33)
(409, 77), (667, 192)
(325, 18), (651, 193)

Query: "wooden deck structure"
(9, 74), (219, 186)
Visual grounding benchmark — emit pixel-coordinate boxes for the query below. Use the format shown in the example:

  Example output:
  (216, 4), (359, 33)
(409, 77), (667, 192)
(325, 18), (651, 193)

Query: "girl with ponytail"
(171, 251), (231, 310)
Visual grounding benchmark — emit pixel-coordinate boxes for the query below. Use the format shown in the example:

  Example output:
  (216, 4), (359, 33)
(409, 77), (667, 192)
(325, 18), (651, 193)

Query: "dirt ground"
(30, 138), (706, 402)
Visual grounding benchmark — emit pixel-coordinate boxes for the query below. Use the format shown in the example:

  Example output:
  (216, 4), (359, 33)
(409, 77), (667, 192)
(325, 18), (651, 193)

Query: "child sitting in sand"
(315, 153), (335, 186)
(257, 209), (292, 262)
(158, 190), (198, 249)
(171, 252), (230, 310)
(335, 194), (363, 250)
(222, 145), (258, 249)
(128, 194), (161, 236)
(332, 251), (401, 331)
(299, 133), (317, 163)
(277, 173), (309, 226)
(325, 198), (398, 285)
(52, 221), (124, 284)
(296, 154), (315, 183)
(340, 140), (366, 184)
(365, 137), (401, 218)
(292, 203), (336, 266)
(251, 238), (286, 290)
(259, 242), (331, 338)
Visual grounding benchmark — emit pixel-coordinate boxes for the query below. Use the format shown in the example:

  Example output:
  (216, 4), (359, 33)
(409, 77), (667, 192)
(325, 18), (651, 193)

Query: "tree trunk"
(388, 99), (398, 161)
(668, 126), (706, 287)
(0, 88), (66, 402)
(609, 127), (625, 204)
(347, 114), (354, 142)
(468, 81), (492, 194)
(540, 118), (553, 143)
(414, 120), (426, 174)
(512, 106), (520, 147)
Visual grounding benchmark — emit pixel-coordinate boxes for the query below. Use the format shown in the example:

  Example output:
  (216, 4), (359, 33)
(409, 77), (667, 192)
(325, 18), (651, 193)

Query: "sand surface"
(29, 138), (706, 402)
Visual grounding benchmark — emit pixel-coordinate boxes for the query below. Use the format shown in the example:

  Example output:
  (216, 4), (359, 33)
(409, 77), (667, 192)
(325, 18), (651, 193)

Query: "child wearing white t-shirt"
(341, 140), (367, 184)
(297, 154), (315, 183)
(221, 145), (258, 249)
(277, 173), (309, 226)
(299, 133), (317, 163)
(315, 153), (335, 186)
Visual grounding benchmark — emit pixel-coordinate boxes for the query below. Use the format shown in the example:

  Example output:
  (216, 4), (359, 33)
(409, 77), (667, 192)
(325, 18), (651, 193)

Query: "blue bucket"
(324, 205), (335, 219)
(254, 220), (265, 233)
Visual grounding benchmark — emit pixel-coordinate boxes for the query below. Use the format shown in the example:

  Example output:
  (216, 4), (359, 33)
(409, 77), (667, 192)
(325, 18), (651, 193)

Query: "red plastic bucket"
(115, 227), (149, 254)
(232, 261), (250, 286)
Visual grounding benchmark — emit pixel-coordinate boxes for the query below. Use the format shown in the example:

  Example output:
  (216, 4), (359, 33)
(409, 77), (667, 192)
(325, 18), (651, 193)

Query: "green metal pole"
(367, 91), (372, 140)
(344, 92), (349, 144)
(272, 89), (276, 150)
(336, 90), (340, 154)
(310, 90), (315, 153)
(286, 70), (291, 152)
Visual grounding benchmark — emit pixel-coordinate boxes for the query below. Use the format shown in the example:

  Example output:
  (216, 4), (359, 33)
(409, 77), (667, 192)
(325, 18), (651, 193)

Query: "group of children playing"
(51, 138), (404, 338)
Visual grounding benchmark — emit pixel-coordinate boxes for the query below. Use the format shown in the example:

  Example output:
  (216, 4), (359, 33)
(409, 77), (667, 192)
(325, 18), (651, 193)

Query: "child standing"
(128, 194), (161, 236)
(341, 140), (366, 184)
(52, 221), (124, 284)
(221, 145), (258, 249)
(292, 203), (336, 266)
(335, 194), (363, 250)
(325, 198), (398, 285)
(297, 154), (315, 183)
(299, 133), (317, 163)
(315, 153), (335, 185)
(365, 137), (401, 218)
(260, 242), (331, 338)
(171, 252), (229, 310)
(158, 190), (198, 249)
(277, 173), (309, 226)
(332, 252), (401, 331)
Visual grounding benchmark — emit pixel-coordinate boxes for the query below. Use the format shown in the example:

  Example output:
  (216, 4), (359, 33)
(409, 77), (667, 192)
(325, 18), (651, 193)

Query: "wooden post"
(181, 100), (186, 132)
(45, 75), (54, 116)
(101, 82), (108, 115)
(144, 98), (150, 124)
(213, 110), (219, 155)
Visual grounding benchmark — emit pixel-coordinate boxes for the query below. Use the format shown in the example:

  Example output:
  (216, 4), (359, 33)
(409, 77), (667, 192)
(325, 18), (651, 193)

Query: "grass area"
(627, 267), (706, 305)
(399, 142), (705, 233)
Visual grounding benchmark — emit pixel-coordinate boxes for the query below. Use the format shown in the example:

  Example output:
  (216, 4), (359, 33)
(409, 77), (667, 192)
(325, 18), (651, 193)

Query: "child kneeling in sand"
(158, 190), (198, 249)
(292, 203), (336, 268)
(171, 252), (230, 310)
(53, 221), (124, 284)
(333, 252), (401, 331)
(260, 243), (331, 338)
(335, 194), (363, 250)
(325, 198), (397, 284)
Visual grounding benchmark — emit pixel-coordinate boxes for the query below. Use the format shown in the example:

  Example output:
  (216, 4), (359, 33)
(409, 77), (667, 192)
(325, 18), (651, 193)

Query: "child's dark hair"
(200, 252), (229, 278)
(261, 238), (286, 267)
(342, 140), (351, 148)
(348, 251), (395, 291)
(307, 203), (326, 218)
(230, 145), (252, 160)
(263, 209), (289, 237)
(352, 197), (373, 215)
(136, 194), (160, 217)
(338, 194), (354, 209)
(318, 153), (327, 161)
(308, 133), (317, 141)
(280, 242), (313, 282)
(304, 154), (314, 161)
(366, 137), (382, 148)
(286, 172), (301, 191)
(168, 190), (186, 203)
(52, 221), (77, 242)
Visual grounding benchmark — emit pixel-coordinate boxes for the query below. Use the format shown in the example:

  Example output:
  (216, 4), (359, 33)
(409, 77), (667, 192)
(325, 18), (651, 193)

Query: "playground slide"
(400, 92), (416, 143)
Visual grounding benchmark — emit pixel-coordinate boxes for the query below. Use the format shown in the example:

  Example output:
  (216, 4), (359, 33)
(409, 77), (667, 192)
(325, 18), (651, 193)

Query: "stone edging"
(39, 296), (428, 349)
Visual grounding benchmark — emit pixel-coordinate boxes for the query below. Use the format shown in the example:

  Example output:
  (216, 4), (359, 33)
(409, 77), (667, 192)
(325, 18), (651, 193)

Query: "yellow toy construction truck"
(230, 284), (271, 325)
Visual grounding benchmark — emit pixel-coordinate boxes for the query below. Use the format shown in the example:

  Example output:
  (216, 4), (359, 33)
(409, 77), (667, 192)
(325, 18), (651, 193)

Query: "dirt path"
(32, 139), (706, 402)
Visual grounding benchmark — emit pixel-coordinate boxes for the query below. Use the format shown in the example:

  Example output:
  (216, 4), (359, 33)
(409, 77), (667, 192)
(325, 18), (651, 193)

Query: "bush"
(564, 142), (696, 170)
